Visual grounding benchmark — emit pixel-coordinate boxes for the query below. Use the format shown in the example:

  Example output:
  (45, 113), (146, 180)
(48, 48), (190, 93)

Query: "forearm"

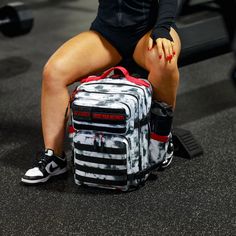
(151, 0), (178, 41)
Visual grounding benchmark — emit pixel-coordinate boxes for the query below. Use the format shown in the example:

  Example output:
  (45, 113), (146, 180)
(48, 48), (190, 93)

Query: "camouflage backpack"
(70, 66), (164, 191)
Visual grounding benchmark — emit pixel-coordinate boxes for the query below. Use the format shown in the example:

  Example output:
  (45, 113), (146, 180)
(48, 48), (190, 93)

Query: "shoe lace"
(34, 151), (51, 171)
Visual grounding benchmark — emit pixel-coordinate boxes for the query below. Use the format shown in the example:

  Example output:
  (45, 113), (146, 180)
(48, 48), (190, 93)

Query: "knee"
(42, 60), (67, 90)
(147, 50), (179, 81)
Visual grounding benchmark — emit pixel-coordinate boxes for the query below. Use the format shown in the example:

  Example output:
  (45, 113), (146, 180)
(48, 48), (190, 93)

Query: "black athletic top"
(97, 0), (178, 41)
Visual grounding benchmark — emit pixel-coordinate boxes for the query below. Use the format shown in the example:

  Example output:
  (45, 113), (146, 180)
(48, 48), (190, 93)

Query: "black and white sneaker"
(21, 149), (67, 184)
(159, 137), (174, 170)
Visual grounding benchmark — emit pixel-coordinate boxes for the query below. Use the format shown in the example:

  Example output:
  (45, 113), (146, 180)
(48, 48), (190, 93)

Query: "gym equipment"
(178, 16), (230, 66)
(0, 2), (33, 37)
(177, 0), (231, 66)
(215, 0), (236, 41)
(216, 0), (236, 83)
(172, 128), (203, 159)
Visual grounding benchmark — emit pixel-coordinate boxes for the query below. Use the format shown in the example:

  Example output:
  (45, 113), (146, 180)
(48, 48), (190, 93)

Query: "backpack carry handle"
(81, 66), (150, 87)
(99, 66), (129, 79)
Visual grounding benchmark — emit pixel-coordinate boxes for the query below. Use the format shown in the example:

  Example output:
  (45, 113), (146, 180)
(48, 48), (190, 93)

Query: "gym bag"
(70, 66), (167, 191)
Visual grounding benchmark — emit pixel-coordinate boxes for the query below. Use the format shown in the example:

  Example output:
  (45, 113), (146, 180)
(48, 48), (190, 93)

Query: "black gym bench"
(177, 0), (231, 67)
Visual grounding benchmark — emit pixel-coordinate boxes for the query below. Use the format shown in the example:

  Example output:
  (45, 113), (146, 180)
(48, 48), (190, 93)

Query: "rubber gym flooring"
(0, 0), (235, 235)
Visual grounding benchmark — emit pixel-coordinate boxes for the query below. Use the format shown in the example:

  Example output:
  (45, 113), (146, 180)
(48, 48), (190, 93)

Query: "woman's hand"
(148, 37), (175, 62)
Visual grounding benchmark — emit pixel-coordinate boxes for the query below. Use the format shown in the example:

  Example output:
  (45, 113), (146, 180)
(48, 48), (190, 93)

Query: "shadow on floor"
(0, 57), (32, 80)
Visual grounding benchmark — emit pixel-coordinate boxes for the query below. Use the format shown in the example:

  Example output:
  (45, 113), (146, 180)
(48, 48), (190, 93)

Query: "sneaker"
(159, 136), (174, 170)
(21, 149), (67, 184)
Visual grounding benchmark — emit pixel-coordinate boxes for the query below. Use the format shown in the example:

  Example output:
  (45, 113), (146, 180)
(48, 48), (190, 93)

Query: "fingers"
(152, 38), (176, 62)
(148, 37), (153, 51)
(168, 41), (173, 58)
(156, 39), (163, 59)
(171, 42), (176, 56)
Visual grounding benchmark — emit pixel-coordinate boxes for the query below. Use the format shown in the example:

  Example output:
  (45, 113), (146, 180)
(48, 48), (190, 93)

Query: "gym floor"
(0, 0), (235, 235)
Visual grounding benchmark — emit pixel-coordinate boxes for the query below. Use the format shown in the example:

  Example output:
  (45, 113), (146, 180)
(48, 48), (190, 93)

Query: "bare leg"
(41, 31), (122, 156)
(133, 28), (181, 108)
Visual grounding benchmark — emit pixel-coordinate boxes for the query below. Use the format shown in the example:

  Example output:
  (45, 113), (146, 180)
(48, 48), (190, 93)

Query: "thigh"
(45, 30), (122, 85)
(133, 28), (181, 71)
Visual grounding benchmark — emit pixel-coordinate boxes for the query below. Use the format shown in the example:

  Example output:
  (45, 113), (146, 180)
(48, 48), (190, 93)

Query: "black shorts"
(90, 18), (178, 77)
(90, 18), (153, 59)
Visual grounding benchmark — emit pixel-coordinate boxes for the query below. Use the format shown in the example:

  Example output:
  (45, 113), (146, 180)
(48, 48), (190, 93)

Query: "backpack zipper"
(81, 81), (150, 110)
(77, 89), (138, 118)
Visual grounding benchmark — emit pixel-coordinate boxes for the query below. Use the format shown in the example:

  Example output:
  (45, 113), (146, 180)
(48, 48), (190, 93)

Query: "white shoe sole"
(160, 154), (173, 169)
(21, 167), (68, 184)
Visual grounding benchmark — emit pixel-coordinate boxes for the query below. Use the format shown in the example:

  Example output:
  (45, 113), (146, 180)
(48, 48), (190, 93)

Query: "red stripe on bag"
(92, 113), (125, 121)
(150, 132), (169, 143)
(73, 111), (91, 117)
(69, 125), (75, 134)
